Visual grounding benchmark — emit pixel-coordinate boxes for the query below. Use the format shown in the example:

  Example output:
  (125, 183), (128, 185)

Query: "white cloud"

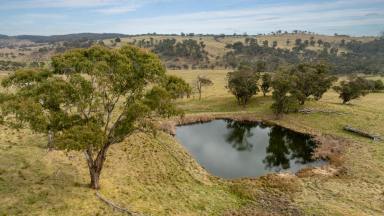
(1, 0), (383, 35)
(104, 0), (384, 36)
(95, 6), (139, 14)
(0, 0), (167, 11)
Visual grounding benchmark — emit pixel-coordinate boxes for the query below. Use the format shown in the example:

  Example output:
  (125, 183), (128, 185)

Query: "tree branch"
(95, 191), (145, 216)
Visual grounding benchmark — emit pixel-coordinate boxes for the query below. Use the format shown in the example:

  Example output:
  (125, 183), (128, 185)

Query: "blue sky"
(0, 0), (383, 36)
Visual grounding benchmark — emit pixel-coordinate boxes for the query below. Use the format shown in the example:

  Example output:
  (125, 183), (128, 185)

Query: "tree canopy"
(261, 73), (272, 97)
(288, 63), (337, 105)
(227, 64), (260, 107)
(195, 75), (213, 100)
(0, 45), (188, 189)
(333, 77), (369, 104)
(270, 69), (300, 117)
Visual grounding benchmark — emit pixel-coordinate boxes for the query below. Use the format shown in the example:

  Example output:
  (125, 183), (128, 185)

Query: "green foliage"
(0, 60), (26, 71)
(163, 75), (192, 99)
(153, 38), (207, 61)
(288, 63), (337, 105)
(261, 73), (272, 96)
(227, 64), (260, 107)
(270, 70), (300, 116)
(333, 77), (370, 104)
(224, 38), (384, 74)
(0, 45), (187, 189)
(1, 69), (52, 88)
(55, 122), (105, 151)
(374, 79), (384, 90)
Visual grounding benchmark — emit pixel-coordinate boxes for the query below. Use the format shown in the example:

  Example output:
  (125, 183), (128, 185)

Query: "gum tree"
(333, 77), (368, 104)
(261, 73), (272, 97)
(195, 76), (213, 100)
(227, 64), (260, 107)
(270, 70), (299, 117)
(0, 45), (188, 189)
(289, 63), (337, 105)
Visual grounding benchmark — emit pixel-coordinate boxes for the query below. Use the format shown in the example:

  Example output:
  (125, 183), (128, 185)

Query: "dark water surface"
(175, 119), (325, 179)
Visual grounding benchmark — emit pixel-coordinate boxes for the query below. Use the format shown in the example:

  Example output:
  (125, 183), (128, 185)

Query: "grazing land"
(0, 70), (383, 215)
(0, 33), (378, 73)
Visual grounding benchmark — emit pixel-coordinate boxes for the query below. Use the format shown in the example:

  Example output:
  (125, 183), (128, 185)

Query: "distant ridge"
(0, 34), (9, 39)
(1, 33), (128, 43)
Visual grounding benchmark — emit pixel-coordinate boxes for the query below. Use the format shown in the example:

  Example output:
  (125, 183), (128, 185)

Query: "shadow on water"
(176, 119), (324, 179)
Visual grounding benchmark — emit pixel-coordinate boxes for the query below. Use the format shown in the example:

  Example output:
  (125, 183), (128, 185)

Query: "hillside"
(0, 32), (380, 73)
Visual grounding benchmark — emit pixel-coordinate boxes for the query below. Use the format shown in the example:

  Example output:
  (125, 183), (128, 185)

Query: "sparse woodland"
(0, 31), (384, 216)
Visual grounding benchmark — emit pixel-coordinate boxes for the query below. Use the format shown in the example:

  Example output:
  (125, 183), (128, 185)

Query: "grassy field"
(0, 70), (384, 215)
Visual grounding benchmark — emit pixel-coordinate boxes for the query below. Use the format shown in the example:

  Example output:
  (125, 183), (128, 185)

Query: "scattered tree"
(374, 79), (384, 91)
(195, 76), (213, 100)
(270, 70), (299, 117)
(261, 73), (272, 96)
(289, 63), (337, 105)
(227, 64), (260, 107)
(272, 41), (278, 48)
(263, 40), (269, 47)
(317, 39), (323, 47)
(333, 77), (369, 104)
(295, 38), (302, 46)
(163, 75), (192, 99)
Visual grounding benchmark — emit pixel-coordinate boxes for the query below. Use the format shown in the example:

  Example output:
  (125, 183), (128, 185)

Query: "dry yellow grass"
(0, 71), (384, 215)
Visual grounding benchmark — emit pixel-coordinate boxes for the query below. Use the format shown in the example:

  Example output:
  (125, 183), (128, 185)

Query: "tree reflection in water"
(225, 120), (257, 151)
(224, 120), (317, 171)
(263, 126), (317, 171)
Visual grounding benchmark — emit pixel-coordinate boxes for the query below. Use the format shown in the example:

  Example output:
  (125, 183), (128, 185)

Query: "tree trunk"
(84, 143), (111, 190)
(89, 166), (100, 189)
(198, 82), (202, 100)
(47, 130), (54, 151)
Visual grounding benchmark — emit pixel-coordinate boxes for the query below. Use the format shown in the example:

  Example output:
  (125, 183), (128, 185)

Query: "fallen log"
(96, 191), (144, 216)
(299, 108), (345, 115)
(343, 125), (381, 141)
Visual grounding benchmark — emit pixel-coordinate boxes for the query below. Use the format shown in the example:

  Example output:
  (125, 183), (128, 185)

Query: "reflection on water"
(175, 119), (325, 179)
(225, 120), (255, 151)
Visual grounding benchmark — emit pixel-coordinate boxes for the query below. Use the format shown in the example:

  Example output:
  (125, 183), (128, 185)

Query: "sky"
(0, 0), (383, 36)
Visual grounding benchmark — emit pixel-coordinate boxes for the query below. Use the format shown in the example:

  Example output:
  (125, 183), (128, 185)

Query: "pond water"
(175, 119), (325, 179)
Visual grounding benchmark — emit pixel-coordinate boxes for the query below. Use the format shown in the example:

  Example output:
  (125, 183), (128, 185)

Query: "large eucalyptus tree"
(0, 45), (189, 189)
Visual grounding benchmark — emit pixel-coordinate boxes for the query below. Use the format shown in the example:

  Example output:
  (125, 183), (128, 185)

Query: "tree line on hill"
(0, 60), (27, 71)
(1, 33), (127, 43)
(131, 38), (209, 69)
(223, 37), (384, 74)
